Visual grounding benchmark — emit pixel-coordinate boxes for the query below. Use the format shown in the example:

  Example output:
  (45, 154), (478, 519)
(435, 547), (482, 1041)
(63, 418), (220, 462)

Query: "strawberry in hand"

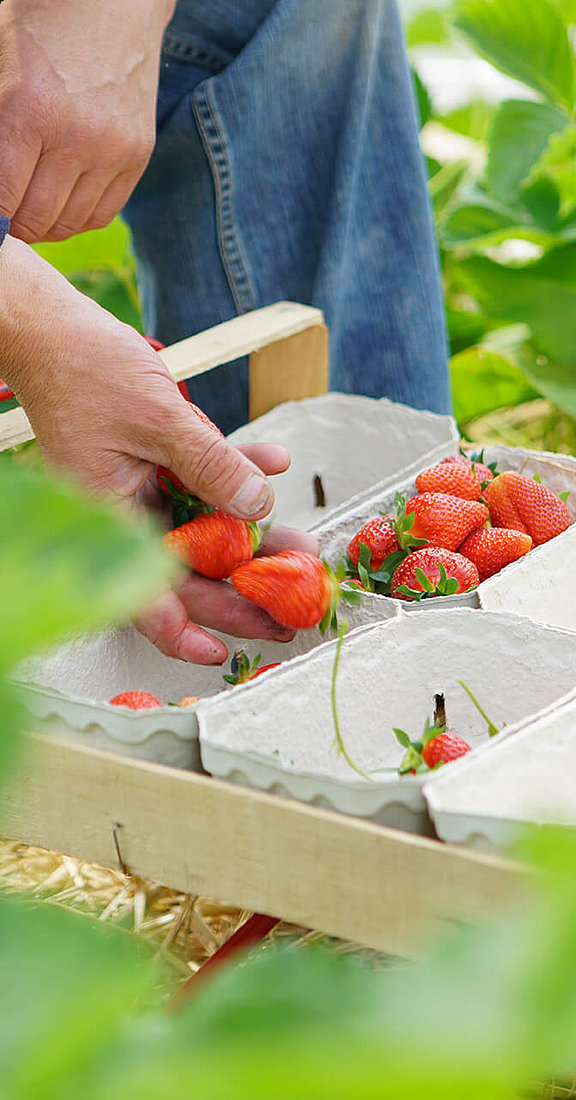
(390, 547), (479, 601)
(231, 551), (341, 631)
(164, 507), (262, 580)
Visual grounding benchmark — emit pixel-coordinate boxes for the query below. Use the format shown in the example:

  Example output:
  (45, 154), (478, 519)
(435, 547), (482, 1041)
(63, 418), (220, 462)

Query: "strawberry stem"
(458, 679), (500, 737)
(330, 621), (371, 780)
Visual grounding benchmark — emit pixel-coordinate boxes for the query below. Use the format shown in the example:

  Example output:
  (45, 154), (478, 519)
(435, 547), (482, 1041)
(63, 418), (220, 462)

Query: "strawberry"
(164, 510), (261, 580)
(422, 731), (472, 768)
(458, 527), (532, 580)
(231, 551), (339, 631)
(109, 691), (163, 710)
(179, 696), (200, 707)
(347, 516), (399, 570)
(441, 452), (495, 484)
(390, 547), (479, 601)
(397, 492), (488, 551)
(394, 694), (471, 774)
(416, 462), (483, 501)
(223, 649), (281, 685)
(483, 471), (572, 546)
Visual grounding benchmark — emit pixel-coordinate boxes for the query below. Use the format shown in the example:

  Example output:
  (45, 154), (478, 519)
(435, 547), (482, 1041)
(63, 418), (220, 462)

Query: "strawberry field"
(5, 1), (576, 1099)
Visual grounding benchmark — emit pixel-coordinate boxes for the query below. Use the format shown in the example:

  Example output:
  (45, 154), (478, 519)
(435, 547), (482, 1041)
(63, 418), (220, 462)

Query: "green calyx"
(346, 543), (408, 596)
(395, 562), (464, 602)
(319, 559), (344, 635)
(168, 490), (214, 530)
(223, 649), (261, 686)
(392, 493), (429, 553)
(248, 522), (262, 554)
(394, 694), (446, 775)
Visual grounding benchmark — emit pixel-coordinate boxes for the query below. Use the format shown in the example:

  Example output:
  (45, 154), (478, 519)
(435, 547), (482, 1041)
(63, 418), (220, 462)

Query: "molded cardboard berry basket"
(13, 593), (397, 769)
(228, 393), (458, 530)
(196, 608), (576, 835)
(0, 303), (528, 958)
(424, 685), (576, 853)
(312, 443), (576, 631)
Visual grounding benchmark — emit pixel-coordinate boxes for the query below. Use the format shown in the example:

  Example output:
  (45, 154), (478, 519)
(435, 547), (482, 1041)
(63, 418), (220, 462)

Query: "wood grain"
(1, 733), (524, 956)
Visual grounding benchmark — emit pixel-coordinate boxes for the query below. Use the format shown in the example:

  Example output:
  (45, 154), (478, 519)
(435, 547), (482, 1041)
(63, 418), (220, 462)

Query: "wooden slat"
(161, 301), (324, 383)
(0, 302), (326, 453)
(1, 733), (524, 957)
(249, 323), (329, 421)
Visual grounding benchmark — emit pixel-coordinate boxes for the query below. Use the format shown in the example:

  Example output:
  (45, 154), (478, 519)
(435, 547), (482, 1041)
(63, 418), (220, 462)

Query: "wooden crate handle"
(0, 301), (328, 453)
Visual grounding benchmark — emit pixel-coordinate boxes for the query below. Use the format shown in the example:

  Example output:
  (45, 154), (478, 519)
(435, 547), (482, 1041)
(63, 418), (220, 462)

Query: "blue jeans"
(123, 0), (450, 435)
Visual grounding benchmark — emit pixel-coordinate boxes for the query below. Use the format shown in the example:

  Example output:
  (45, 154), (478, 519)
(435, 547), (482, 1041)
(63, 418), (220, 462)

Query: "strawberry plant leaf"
(452, 0), (576, 112)
(485, 100), (569, 205)
(0, 457), (176, 670)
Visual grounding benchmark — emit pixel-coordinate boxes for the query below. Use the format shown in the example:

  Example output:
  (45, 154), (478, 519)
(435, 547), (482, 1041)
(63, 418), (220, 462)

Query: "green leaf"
(428, 160), (469, 214)
(486, 100), (568, 204)
(519, 176), (561, 228)
(510, 343), (576, 418)
(406, 6), (450, 47)
(440, 191), (532, 248)
(452, 0), (576, 112)
(530, 123), (576, 211)
(456, 245), (576, 363)
(33, 219), (133, 278)
(438, 100), (495, 142)
(450, 345), (539, 426)
(549, 0), (576, 21)
(446, 307), (488, 354)
(0, 458), (176, 668)
(0, 894), (159, 1097)
(411, 66), (432, 129)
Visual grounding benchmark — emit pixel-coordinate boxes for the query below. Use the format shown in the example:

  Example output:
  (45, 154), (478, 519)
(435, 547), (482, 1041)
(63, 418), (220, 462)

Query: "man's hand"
(0, 0), (175, 242)
(0, 237), (319, 663)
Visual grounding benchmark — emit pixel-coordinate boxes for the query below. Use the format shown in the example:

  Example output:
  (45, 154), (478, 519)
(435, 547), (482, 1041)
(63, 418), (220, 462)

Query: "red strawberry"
(458, 527), (532, 580)
(109, 691), (163, 710)
(347, 516), (399, 570)
(156, 466), (191, 497)
(223, 649), (281, 685)
(390, 547), (479, 601)
(484, 471), (572, 546)
(441, 453), (494, 484)
(422, 731), (472, 768)
(416, 462), (483, 501)
(231, 551), (339, 631)
(394, 694), (471, 773)
(400, 493), (488, 551)
(164, 511), (261, 579)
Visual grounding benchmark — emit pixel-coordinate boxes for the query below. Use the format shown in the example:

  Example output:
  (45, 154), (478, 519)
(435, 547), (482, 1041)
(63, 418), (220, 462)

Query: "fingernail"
(230, 474), (272, 517)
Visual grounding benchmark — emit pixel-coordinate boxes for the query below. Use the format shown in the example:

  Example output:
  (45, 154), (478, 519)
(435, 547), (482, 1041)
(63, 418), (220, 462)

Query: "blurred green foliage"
(1, 451), (576, 1098)
(411, 0), (576, 443)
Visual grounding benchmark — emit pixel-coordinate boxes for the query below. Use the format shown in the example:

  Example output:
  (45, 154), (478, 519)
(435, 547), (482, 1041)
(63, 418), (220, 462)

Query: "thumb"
(162, 402), (274, 520)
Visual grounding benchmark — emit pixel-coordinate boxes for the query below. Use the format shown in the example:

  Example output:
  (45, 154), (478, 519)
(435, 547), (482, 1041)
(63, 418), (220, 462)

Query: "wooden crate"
(0, 301), (522, 956)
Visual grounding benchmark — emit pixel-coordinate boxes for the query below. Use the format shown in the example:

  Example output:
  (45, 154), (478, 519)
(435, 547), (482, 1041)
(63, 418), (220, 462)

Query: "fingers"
(136, 590), (229, 666)
(8, 150), (81, 243)
(236, 442), (291, 476)
(177, 574), (295, 642)
(162, 404), (276, 521)
(260, 526), (321, 557)
(0, 127), (41, 224)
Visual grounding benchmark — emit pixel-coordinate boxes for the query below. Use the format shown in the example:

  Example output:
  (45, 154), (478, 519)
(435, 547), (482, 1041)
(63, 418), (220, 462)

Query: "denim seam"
(192, 85), (257, 316)
(162, 33), (230, 74)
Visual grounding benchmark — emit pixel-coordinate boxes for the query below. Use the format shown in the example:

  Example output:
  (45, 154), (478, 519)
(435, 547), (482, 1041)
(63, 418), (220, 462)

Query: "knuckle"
(177, 432), (242, 497)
